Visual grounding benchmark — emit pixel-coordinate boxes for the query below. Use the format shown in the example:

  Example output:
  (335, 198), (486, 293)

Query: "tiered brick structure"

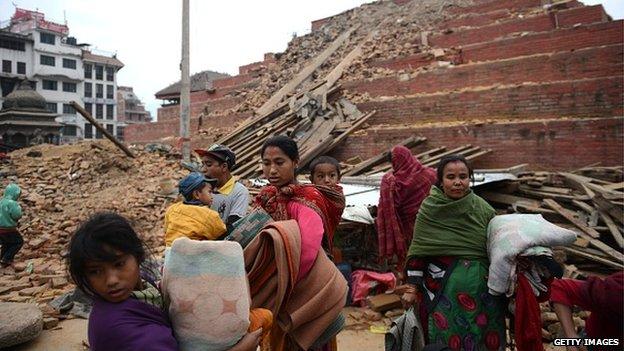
(333, 0), (623, 169)
(126, 0), (622, 170)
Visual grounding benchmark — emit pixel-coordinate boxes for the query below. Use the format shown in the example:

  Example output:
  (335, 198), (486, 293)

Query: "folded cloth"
(487, 214), (577, 296)
(244, 220), (348, 350)
(162, 237), (250, 351)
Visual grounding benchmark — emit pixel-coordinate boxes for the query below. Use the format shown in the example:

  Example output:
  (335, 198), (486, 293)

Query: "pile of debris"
(342, 135), (491, 176)
(0, 141), (186, 326)
(206, 0), (472, 118)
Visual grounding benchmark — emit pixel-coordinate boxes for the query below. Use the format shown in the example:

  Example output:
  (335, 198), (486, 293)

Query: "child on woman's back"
(68, 212), (260, 351)
(309, 156), (341, 187)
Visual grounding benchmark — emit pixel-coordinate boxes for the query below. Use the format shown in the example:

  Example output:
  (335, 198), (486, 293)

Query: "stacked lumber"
(217, 86), (375, 179)
(343, 136), (491, 176)
(478, 166), (624, 274)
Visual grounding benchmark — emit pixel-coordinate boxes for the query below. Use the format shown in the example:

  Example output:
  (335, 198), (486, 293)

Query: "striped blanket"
(162, 237), (250, 351)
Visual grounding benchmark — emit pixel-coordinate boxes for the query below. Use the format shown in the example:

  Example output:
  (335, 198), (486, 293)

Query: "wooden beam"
(600, 211), (624, 249)
(545, 199), (624, 262)
(71, 101), (135, 158)
(563, 246), (624, 270)
(543, 199), (600, 239)
(256, 27), (357, 116)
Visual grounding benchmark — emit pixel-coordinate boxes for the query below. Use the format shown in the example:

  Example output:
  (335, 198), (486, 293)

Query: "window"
(0, 38), (25, 51)
(84, 103), (92, 115)
(62, 125), (77, 136)
(40, 55), (55, 66)
(84, 63), (92, 79)
(42, 80), (57, 90)
(117, 125), (124, 141)
(96, 84), (103, 98)
(84, 123), (93, 138)
(106, 67), (114, 81)
(106, 85), (114, 99)
(63, 104), (76, 114)
(106, 105), (114, 119)
(84, 83), (92, 97)
(62, 82), (77, 93)
(17, 62), (25, 74)
(95, 65), (103, 80)
(45, 102), (57, 113)
(106, 124), (114, 134)
(40, 32), (55, 45)
(95, 127), (103, 139)
(62, 58), (76, 69)
(2, 60), (10, 73)
(96, 104), (103, 119)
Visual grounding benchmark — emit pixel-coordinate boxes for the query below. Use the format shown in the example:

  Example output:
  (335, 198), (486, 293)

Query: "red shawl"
(377, 146), (436, 264)
(254, 183), (345, 250)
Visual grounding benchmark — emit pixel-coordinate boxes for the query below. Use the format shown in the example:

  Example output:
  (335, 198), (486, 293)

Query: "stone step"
(355, 76), (622, 126)
(345, 44), (623, 97)
(330, 117), (623, 170)
(430, 5), (608, 48)
(461, 20), (623, 63)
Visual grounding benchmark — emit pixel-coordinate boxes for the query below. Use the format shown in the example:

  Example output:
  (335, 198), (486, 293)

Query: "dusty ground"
(11, 309), (385, 351)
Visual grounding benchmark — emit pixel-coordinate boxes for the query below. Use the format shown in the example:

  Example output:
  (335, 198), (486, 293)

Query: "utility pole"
(180, 0), (191, 162)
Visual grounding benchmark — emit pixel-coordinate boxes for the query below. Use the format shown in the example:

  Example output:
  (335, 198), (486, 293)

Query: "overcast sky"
(1, 0), (622, 120)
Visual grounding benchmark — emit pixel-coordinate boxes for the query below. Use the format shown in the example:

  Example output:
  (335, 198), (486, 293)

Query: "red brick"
(355, 77), (623, 125)
(345, 45), (623, 96)
(430, 14), (555, 48)
(369, 52), (434, 71)
(438, 10), (512, 29)
(556, 5), (607, 28)
(330, 117), (623, 170)
(462, 20), (623, 62)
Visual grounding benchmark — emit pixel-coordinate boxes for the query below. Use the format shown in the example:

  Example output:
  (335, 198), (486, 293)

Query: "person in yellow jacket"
(164, 172), (226, 247)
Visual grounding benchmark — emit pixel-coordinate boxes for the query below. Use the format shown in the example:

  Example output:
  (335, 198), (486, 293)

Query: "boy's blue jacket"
(0, 183), (22, 228)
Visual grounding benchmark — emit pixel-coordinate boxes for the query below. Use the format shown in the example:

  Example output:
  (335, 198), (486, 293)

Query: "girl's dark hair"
(261, 135), (299, 161)
(309, 156), (341, 177)
(435, 154), (474, 187)
(68, 212), (148, 297)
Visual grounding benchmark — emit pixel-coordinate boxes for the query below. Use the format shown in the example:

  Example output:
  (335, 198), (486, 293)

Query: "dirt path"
(13, 315), (385, 351)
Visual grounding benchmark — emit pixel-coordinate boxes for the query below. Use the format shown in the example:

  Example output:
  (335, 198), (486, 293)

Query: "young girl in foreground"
(68, 212), (260, 351)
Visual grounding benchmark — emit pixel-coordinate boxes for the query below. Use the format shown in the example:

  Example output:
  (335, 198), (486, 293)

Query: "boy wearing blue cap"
(163, 172), (226, 247)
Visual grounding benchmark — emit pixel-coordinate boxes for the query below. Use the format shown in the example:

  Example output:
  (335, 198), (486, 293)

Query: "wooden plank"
(518, 187), (590, 202)
(563, 246), (624, 270)
(604, 182), (624, 191)
(593, 193), (624, 224)
(366, 293), (402, 312)
(71, 101), (135, 158)
(599, 211), (624, 249)
(545, 199), (624, 262)
(543, 199), (600, 239)
(343, 136), (425, 176)
(256, 27), (357, 116)
(480, 191), (542, 208)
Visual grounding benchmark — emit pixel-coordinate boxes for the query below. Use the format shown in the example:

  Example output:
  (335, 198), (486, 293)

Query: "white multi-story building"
(0, 31), (34, 108)
(82, 51), (123, 141)
(2, 8), (124, 143)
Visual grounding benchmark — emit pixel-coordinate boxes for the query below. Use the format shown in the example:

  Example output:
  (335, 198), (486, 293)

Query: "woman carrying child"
(403, 155), (506, 351)
(249, 135), (347, 350)
(68, 212), (261, 351)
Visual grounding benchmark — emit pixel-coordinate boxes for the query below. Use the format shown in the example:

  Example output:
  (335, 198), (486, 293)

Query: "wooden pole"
(180, 0), (191, 162)
(71, 101), (135, 158)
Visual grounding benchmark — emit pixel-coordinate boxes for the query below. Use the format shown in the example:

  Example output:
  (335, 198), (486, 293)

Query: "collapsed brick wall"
(126, 0), (623, 171)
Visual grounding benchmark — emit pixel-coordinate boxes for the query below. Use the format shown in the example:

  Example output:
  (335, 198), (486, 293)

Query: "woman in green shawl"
(403, 155), (505, 351)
